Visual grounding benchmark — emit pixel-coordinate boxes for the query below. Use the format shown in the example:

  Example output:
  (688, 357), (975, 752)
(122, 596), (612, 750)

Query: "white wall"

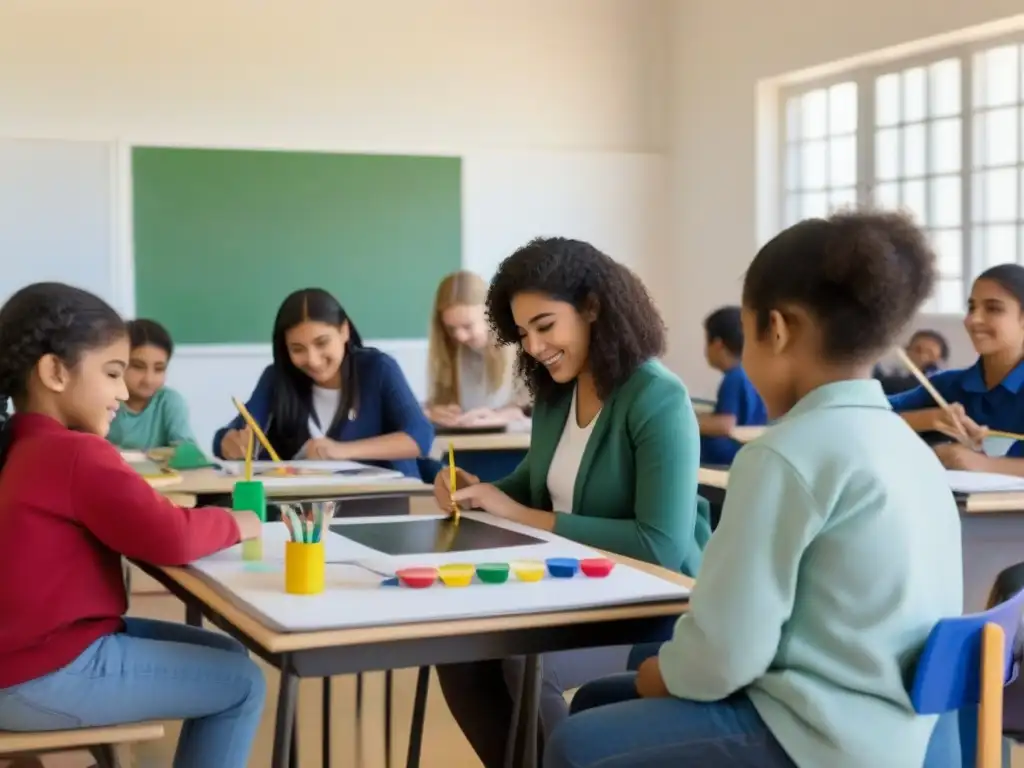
(0, 0), (672, 450)
(667, 0), (1024, 395)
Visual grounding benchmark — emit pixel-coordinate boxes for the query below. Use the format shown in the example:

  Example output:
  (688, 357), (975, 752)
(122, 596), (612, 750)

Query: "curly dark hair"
(0, 282), (126, 470)
(486, 237), (666, 402)
(742, 210), (936, 363)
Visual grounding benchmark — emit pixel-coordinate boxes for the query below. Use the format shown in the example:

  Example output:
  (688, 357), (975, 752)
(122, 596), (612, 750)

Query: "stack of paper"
(946, 470), (1024, 494)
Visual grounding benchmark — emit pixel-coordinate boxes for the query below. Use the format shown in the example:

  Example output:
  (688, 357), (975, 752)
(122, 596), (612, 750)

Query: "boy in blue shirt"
(698, 306), (767, 466)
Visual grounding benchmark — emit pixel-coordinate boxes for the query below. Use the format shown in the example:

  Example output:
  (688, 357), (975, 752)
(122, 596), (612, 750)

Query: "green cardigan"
(496, 359), (710, 575)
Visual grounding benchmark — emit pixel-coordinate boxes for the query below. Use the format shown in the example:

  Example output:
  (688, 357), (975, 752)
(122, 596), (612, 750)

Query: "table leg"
(272, 669), (299, 768)
(323, 676), (332, 768)
(356, 672), (364, 723)
(405, 666), (430, 768)
(507, 655), (541, 768)
(385, 668), (394, 768)
(291, 713), (300, 768)
(185, 603), (202, 627)
(503, 661), (524, 768)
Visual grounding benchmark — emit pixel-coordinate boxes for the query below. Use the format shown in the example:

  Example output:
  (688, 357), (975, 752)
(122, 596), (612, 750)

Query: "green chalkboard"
(132, 147), (461, 343)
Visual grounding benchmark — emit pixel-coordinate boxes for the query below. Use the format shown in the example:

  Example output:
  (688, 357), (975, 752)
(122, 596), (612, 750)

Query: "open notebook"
(947, 470), (1024, 494)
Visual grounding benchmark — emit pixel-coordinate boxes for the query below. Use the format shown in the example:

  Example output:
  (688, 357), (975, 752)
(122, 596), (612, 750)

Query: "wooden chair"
(0, 723), (164, 768)
(909, 587), (1024, 767)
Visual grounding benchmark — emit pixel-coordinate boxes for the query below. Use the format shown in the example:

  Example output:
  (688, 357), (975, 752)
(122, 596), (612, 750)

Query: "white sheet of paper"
(219, 459), (402, 479)
(947, 470), (1024, 494)
(190, 513), (689, 632)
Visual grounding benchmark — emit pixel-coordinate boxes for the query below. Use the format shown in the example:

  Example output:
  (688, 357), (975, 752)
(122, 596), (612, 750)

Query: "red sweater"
(0, 413), (241, 688)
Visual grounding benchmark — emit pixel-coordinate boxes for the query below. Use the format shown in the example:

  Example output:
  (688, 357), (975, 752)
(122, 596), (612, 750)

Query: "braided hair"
(0, 283), (125, 471)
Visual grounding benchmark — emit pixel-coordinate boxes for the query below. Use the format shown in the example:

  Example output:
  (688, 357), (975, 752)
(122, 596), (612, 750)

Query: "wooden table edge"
(143, 550), (691, 655)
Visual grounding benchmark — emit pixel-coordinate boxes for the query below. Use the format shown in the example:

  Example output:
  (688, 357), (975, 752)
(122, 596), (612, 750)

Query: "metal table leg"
(323, 676), (332, 768)
(405, 666), (431, 768)
(272, 667), (299, 768)
(385, 668), (394, 768)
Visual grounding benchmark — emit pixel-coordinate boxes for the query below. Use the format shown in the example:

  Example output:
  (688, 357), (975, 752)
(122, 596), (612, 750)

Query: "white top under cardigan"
(545, 386), (601, 513)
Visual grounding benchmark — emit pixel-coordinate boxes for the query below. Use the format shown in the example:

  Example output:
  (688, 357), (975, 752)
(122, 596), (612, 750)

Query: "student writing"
(107, 318), (196, 450)
(0, 283), (265, 768)
(212, 288), (434, 478)
(545, 212), (963, 768)
(426, 270), (528, 427)
(431, 237), (711, 766)
(889, 264), (1024, 474)
(873, 328), (949, 395)
(697, 305), (767, 465)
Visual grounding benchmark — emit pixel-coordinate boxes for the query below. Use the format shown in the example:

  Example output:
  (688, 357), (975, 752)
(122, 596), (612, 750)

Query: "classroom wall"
(0, 0), (671, 451)
(666, 0), (1024, 395)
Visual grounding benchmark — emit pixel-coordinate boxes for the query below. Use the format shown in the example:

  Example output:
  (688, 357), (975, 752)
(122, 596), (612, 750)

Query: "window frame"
(776, 30), (1024, 315)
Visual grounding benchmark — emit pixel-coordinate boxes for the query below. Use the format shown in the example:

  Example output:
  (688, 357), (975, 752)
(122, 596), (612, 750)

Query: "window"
(780, 35), (1024, 313)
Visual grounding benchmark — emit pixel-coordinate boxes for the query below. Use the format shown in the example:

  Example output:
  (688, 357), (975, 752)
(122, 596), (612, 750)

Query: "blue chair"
(909, 587), (1024, 767)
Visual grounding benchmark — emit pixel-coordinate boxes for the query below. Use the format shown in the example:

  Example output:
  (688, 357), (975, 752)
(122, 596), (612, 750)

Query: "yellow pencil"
(448, 441), (459, 524)
(244, 428), (254, 482)
(895, 347), (972, 444)
(231, 396), (282, 462)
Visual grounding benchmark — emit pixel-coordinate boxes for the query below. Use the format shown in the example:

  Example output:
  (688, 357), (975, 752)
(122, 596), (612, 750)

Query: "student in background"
(698, 305), (767, 465)
(107, 318), (196, 450)
(426, 270), (528, 427)
(213, 288), (433, 478)
(432, 237), (711, 766)
(889, 264), (1024, 474)
(545, 212), (962, 768)
(873, 329), (949, 395)
(0, 283), (265, 768)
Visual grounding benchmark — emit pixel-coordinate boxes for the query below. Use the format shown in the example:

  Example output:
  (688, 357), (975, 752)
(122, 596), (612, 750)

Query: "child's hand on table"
(935, 403), (988, 450)
(635, 657), (670, 698)
(220, 427), (253, 460)
(934, 442), (991, 471)
(433, 467), (479, 511)
(232, 510), (263, 540)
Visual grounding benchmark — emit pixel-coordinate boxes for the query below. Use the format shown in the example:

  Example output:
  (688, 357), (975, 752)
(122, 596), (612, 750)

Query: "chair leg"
(89, 744), (121, 768)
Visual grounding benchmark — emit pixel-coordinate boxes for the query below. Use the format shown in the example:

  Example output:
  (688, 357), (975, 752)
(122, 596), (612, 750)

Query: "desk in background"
(431, 423), (532, 483)
(697, 466), (1024, 612)
(139, 512), (691, 768)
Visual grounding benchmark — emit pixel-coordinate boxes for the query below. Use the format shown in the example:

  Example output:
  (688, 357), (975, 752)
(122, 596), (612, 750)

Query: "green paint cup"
(475, 562), (510, 584)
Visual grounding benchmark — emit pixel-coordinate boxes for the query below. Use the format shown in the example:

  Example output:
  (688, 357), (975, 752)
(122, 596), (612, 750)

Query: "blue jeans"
(0, 618), (266, 768)
(545, 673), (796, 768)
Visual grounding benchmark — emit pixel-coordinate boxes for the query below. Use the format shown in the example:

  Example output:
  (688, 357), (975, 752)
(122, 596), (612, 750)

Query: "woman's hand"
(428, 404), (463, 427)
(220, 427), (253, 460)
(934, 442), (991, 471)
(433, 466), (480, 511)
(451, 483), (522, 519)
(304, 438), (350, 460)
(456, 407), (508, 427)
(935, 403), (988, 450)
(635, 657), (670, 698)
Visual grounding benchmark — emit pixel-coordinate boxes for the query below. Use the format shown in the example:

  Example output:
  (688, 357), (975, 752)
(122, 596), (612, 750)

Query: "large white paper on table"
(189, 513), (689, 633)
(947, 470), (1024, 494)
(218, 459), (406, 487)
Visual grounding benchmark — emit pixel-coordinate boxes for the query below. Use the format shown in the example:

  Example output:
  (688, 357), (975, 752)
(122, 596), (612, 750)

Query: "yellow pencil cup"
(284, 541), (326, 595)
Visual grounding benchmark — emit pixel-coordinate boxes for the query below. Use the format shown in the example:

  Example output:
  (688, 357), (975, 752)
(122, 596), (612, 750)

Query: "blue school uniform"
(701, 365), (767, 466)
(211, 347), (434, 478)
(888, 357), (1024, 457)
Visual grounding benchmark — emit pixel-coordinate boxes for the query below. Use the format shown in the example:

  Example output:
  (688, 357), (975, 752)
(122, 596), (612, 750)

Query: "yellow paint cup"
(438, 563), (475, 587)
(284, 541), (326, 595)
(511, 560), (545, 583)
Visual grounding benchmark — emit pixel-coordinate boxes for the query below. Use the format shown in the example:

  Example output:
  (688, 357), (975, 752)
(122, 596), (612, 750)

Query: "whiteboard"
(0, 138), (116, 305)
(191, 513), (689, 633)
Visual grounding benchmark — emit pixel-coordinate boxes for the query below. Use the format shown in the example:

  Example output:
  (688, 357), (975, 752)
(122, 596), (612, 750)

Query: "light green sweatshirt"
(659, 379), (963, 768)
(107, 387), (196, 451)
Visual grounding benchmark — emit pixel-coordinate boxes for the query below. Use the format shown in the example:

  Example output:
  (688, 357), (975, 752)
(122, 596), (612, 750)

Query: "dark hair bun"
(742, 210), (936, 362)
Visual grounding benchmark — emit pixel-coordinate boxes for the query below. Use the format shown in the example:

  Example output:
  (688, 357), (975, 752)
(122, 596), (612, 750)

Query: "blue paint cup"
(546, 557), (580, 578)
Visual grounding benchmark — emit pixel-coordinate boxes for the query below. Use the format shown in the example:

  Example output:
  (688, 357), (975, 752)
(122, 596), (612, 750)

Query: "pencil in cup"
(231, 396), (282, 462)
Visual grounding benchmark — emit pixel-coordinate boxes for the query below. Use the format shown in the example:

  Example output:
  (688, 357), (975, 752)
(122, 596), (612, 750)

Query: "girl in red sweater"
(0, 283), (265, 768)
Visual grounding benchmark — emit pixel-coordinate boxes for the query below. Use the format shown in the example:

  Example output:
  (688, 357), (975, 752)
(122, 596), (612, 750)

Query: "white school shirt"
(309, 385), (341, 438)
(457, 348), (513, 411)
(545, 386), (601, 513)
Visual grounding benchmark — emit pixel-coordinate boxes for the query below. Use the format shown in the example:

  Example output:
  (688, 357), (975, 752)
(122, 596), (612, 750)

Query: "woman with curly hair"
(431, 237), (711, 766)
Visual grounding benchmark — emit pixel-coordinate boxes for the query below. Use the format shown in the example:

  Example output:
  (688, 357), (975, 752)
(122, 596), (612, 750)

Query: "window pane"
(930, 118), (961, 174)
(931, 229), (962, 277)
(875, 182), (899, 209)
(903, 67), (926, 122)
(929, 58), (961, 117)
(829, 187), (856, 211)
(786, 98), (802, 140)
(829, 135), (856, 187)
(829, 82), (857, 135)
(786, 145), (800, 190)
(903, 123), (926, 177)
(876, 128), (900, 180)
(800, 140), (827, 189)
(930, 176), (960, 228)
(978, 107), (1020, 167)
(876, 73), (901, 127)
(934, 278), (964, 314)
(802, 191), (828, 219)
(786, 194), (801, 226)
(976, 45), (1020, 108)
(902, 179), (926, 225)
(801, 89), (828, 139)
(979, 168), (1018, 222)
(982, 224), (1018, 268)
